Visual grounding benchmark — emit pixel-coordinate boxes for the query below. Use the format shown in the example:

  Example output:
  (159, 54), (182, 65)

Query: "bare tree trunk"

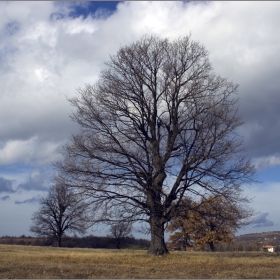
(147, 214), (169, 255)
(209, 241), (215, 252)
(57, 235), (62, 247)
(116, 239), (121, 249)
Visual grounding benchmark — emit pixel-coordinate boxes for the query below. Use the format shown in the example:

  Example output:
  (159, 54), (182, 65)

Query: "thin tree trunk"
(57, 236), (62, 247)
(209, 241), (215, 252)
(116, 239), (121, 249)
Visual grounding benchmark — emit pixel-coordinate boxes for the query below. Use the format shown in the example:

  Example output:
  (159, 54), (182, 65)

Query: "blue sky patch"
(52, 1), (120, 21)
(256, 165), (280, 183)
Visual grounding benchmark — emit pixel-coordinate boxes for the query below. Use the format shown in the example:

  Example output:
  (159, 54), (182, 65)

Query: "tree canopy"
(55, 35), (255, 255)
(109, 221), (133, 249)
(167, 196), (253, 251)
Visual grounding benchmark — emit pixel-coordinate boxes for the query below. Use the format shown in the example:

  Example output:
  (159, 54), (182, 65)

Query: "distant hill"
(234, 231), (280, 246)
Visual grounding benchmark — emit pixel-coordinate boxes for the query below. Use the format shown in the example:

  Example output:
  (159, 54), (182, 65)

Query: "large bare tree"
(30, 183), (90, 247)
(56, 35), (255, 255)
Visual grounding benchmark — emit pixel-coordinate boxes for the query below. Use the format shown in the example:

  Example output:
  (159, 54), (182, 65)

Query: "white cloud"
(15, 193), (43, 204)
(0, 190), (42, 236)
(1, 1), (280, 236)
(17, 169), (52, 191)
(0, 137), (63, 166)
(238, 182), (280, 234)
(250, 213), (274, 228)
(0, 195), (10, 201)
(1, 2), (279, 160)
(252, 155), (280, 170)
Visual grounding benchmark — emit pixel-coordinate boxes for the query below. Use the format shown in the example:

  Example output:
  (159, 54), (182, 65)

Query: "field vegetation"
(1, 244), (280, 279)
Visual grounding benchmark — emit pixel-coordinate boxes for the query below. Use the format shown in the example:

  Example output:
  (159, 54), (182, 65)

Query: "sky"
(1, 1), (280, 239)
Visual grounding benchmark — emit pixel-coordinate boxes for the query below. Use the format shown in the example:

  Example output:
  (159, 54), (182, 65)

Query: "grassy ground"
(1, 244), (280, 279)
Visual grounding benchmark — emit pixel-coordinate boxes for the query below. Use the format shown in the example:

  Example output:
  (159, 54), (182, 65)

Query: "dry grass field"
(1, 244), (280, 279)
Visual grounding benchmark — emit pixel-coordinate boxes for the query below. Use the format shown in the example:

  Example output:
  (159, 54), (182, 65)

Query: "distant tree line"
(2, 234), (280, 252)
(0, 235), (150, 249)
(168, 240), (280, 252)
(208, 242), (280, 252)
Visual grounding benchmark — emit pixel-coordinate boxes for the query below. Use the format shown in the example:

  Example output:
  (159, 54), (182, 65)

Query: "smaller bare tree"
(30, 183), (90, 247)
(109, 221), (132, 249)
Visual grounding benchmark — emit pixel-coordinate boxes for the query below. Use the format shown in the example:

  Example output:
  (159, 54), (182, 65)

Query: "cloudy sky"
(1, 1), (280, 238)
